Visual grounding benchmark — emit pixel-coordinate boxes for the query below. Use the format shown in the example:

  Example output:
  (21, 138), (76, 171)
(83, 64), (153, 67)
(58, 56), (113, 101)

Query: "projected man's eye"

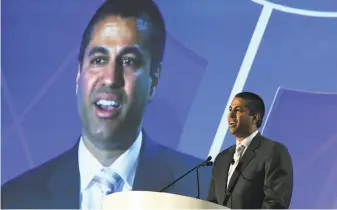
(90, 56), (108, 65)
(120, 57), (140, 68)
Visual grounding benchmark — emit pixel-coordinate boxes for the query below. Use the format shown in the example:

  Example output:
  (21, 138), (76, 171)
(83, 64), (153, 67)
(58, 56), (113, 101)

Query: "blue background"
(2, 0), (337, 208)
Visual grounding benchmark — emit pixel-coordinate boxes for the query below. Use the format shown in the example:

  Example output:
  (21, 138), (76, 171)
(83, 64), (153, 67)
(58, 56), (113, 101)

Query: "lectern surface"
(102, 191), (227, 209)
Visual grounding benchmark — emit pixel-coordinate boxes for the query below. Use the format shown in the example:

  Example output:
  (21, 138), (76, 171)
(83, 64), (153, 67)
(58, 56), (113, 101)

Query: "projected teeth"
(96, 99), (119, 108)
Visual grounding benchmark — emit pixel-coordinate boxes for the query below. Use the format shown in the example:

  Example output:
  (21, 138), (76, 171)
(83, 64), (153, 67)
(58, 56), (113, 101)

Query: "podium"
(102, 191), (227, 209)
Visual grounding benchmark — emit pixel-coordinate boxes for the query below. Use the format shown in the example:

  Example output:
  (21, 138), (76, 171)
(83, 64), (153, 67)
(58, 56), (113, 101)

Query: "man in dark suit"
(207, 92), (293, 209)
(1, 0), (212, 208)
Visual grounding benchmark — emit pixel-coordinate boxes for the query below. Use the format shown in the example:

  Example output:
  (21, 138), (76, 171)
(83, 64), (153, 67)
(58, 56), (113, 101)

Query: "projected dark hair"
(78, 0), (166, 70)
(235, 92), (265, 128)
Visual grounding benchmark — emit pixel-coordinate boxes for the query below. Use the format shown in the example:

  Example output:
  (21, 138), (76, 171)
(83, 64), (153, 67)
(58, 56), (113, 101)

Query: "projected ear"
(76, 65), (81, 95)
(149, 63), (161, 99)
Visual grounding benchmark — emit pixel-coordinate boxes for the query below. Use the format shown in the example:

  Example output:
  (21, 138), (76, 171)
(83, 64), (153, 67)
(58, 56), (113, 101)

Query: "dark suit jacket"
(207, 133), (293, 209)
(1, 133), (212, 209)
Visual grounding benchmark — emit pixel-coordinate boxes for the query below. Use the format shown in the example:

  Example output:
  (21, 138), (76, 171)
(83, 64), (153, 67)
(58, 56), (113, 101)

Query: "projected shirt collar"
(78, 131), (142, 193)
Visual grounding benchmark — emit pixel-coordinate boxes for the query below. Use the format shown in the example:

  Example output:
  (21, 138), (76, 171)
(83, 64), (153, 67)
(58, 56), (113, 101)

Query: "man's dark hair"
(78, 0), (166, 71)
(235, 91), (265, 128)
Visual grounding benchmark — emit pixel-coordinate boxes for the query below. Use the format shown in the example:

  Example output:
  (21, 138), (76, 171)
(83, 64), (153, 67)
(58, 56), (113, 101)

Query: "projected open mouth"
(93, 93), (122, 118)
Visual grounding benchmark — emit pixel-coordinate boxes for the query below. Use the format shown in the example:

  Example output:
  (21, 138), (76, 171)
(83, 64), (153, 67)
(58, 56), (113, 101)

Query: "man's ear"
(252, 113), (261, 125)
(149, 63), (161, 98)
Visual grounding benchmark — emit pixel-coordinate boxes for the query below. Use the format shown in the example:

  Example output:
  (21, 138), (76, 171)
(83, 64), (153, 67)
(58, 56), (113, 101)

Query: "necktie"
(85, 168), (123, 209)
(227, 144), (246, 187)
(234, 143), (245, 162)
(92, 168), (123, 195)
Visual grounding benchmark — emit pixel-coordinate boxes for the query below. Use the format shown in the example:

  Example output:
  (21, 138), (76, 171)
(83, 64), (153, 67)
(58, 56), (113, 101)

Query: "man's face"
(228, 97), (256, 137)
(76, 16), (159, 145)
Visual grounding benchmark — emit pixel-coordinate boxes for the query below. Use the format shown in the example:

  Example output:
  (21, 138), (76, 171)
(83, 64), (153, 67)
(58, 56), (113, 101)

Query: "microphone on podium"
(159, 156), (213, 198)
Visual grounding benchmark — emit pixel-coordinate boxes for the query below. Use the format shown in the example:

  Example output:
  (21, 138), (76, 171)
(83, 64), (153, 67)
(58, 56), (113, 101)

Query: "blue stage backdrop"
(2, 0), (337, 208)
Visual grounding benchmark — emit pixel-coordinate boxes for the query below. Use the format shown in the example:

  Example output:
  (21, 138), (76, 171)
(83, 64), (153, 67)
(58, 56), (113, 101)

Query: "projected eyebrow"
(119, 46), (144, 57)
(88, 47), (109, 57)
(88, 46), (145, 57)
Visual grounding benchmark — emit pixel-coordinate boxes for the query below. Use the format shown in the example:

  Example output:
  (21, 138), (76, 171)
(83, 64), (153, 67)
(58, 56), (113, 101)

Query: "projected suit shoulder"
(1, 0), (211, 209)
(207, 91), (294, 209)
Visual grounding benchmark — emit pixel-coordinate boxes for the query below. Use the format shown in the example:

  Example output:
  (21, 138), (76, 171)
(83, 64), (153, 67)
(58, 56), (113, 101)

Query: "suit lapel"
(133, 132), (173, 192)
(46, 143), (80, 209)
(214, 146), (234, 205)
(223, 147), (235, 193)
(227, 133), (262, 192)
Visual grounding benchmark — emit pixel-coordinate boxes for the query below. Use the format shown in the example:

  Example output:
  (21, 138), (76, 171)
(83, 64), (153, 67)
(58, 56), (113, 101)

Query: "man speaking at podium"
(1, 0), (211, 209)
(207, 92), (293, 209)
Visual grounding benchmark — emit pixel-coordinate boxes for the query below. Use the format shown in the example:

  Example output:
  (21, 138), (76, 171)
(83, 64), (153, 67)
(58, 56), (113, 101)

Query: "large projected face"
(76, 16), (158, 149)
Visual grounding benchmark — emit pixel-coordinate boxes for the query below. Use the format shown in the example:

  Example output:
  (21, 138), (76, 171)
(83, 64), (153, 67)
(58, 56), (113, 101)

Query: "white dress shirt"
(78, 132), (142, 209)
(227, 130), (258, 187)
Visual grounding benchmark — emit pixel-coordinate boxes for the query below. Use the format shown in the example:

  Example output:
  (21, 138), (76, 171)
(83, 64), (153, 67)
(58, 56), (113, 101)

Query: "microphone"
(196, 156), (213, 199)
(200, 156), (213, 166)
(159, 156), (213, 197)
